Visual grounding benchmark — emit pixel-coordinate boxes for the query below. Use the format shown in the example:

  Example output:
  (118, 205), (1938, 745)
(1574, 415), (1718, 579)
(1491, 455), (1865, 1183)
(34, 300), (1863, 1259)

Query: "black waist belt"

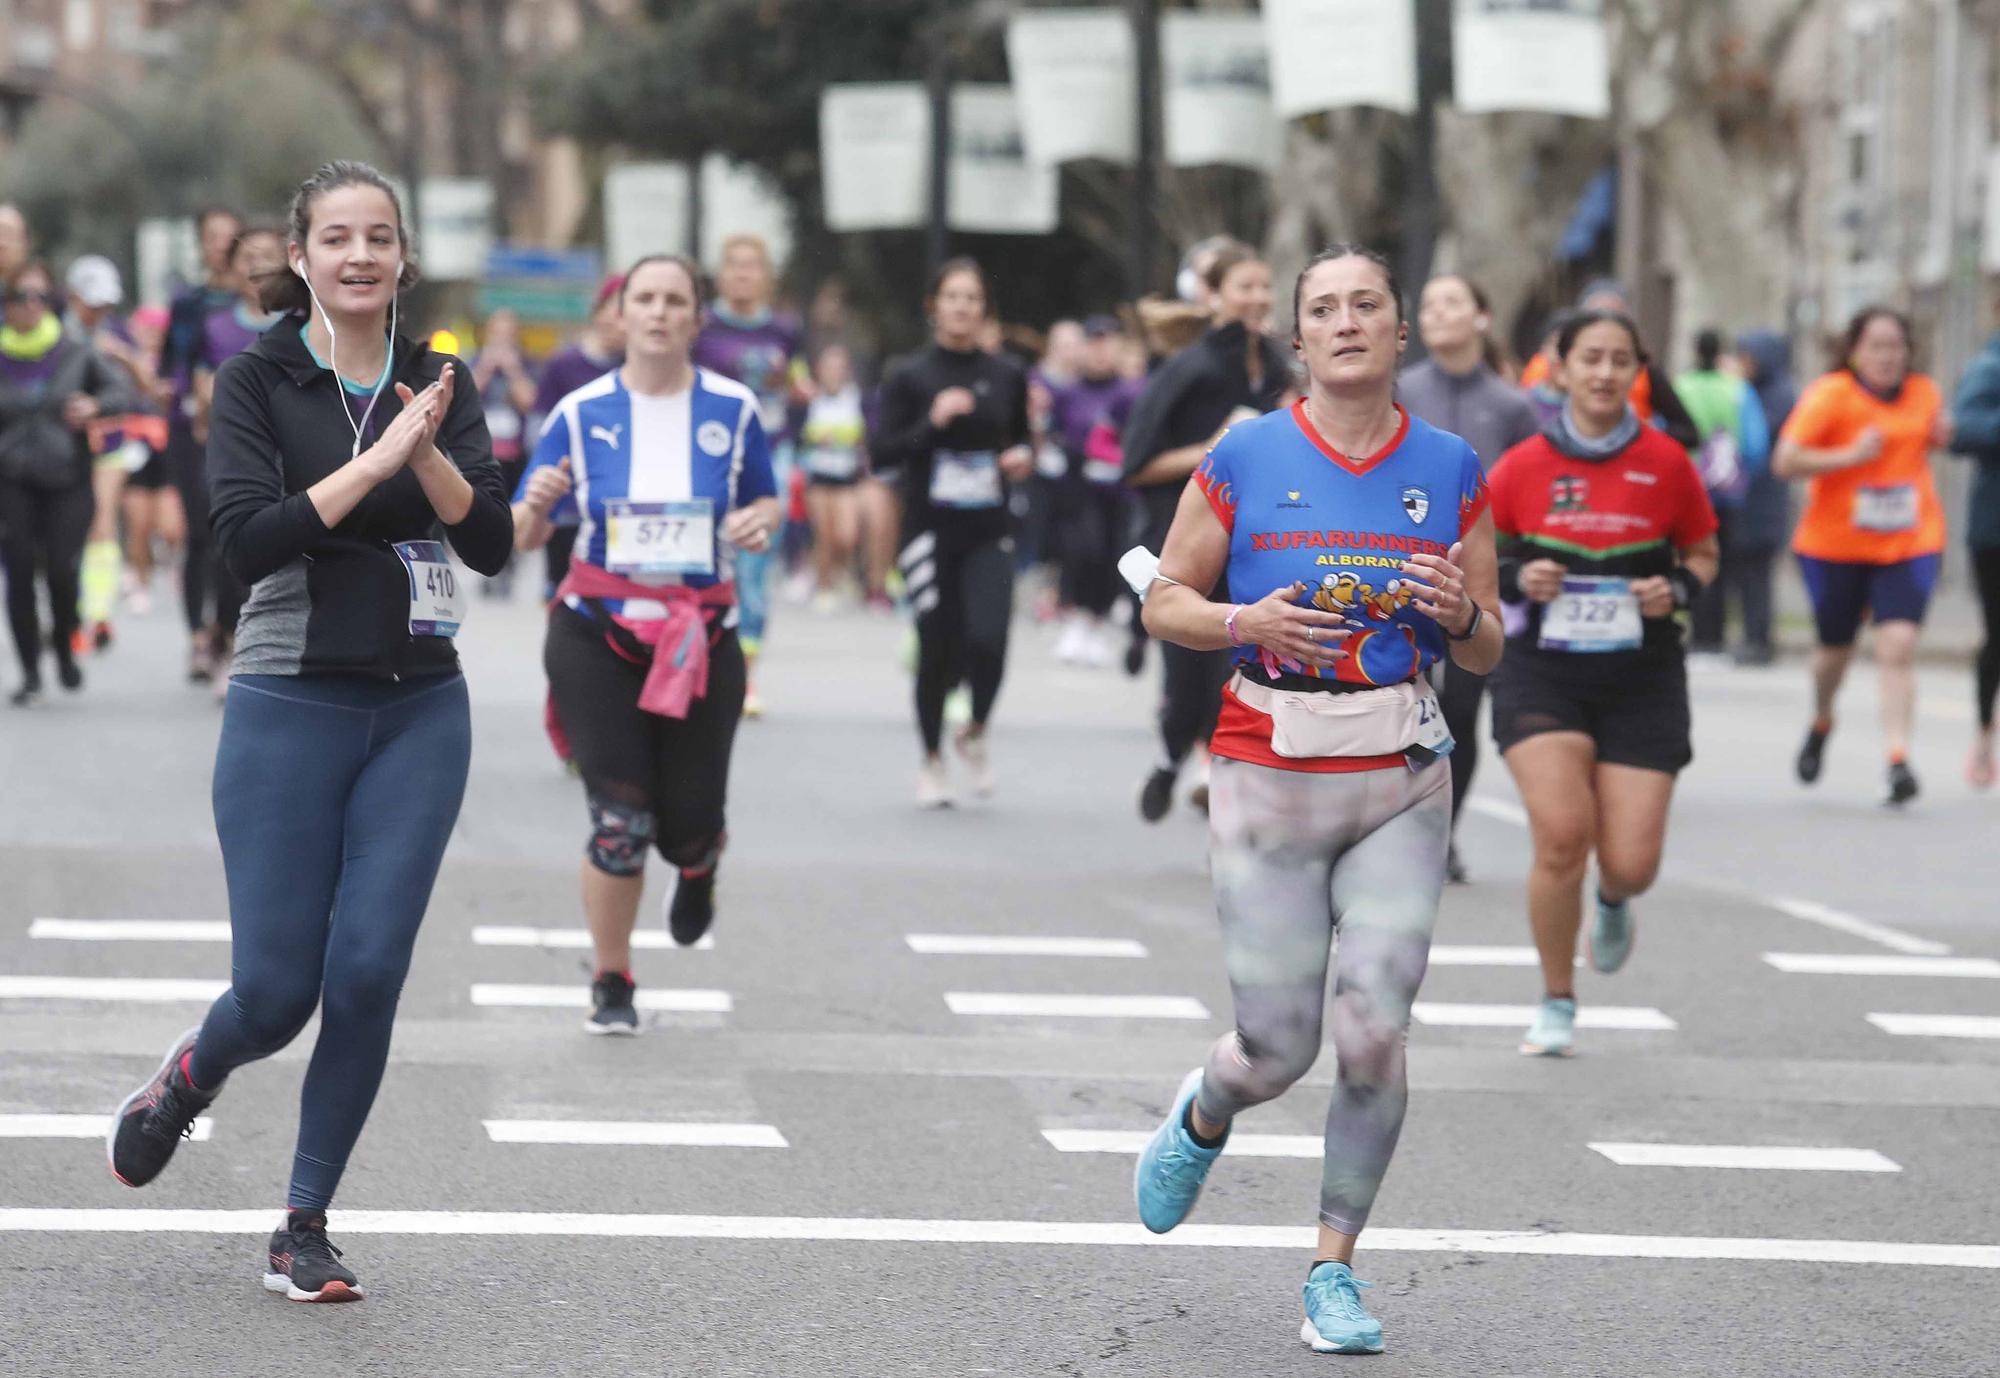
(1237, 668), (1419, 696)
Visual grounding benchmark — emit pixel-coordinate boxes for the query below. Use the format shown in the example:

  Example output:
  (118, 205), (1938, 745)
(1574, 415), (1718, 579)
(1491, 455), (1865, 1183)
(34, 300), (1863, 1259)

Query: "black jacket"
(0, 336), (131, 490)
(871, 342), (1031, 546)
(1120, 322), (1291, 550)
(207, 314), (512, 680)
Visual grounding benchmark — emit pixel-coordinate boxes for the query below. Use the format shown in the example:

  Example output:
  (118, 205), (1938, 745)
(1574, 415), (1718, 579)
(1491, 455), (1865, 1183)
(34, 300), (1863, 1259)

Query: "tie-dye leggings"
(1194, 754), (1451, 1234)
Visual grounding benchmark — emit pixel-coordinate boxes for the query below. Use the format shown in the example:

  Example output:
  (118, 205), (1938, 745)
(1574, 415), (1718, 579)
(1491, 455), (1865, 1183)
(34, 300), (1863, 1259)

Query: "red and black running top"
(1487, 425), (1716, 658)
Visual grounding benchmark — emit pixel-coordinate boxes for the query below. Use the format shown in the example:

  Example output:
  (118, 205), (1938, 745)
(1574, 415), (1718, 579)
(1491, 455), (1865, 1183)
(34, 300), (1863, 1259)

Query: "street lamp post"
(1132, 0), (1163, 299)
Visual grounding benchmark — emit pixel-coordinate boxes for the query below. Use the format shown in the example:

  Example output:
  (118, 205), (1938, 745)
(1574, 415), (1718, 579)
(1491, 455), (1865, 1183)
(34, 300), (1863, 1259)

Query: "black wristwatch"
(1445, 602), (1484, 642)
(1667, 566), (1703, 611)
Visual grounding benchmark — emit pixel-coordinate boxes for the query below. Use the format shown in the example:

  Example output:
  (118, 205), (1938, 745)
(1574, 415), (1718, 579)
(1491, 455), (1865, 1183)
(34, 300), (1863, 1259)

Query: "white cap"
(66, 255), (123, 309)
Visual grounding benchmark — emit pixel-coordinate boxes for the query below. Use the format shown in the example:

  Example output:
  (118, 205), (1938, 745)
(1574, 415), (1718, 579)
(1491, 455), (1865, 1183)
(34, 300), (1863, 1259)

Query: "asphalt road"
(3, 576), (1997, 1377)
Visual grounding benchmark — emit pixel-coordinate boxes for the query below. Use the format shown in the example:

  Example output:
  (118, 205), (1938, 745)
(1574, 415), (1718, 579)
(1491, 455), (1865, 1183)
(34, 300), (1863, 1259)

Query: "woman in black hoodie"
(1121, 243), (1291, 821)
(0, 259), (129, 703)
(106, 162), (511, 1304)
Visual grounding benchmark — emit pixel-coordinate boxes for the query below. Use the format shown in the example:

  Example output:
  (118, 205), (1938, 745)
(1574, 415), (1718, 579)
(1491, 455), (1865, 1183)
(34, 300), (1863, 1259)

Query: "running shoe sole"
(1300, 1318), (1384, 1355)
(262, 1272), (363, 1303)
(106, 1025), (201, 1188)
(582, 1018), (640, 1037)
(1519, 1040), (1577, 1058)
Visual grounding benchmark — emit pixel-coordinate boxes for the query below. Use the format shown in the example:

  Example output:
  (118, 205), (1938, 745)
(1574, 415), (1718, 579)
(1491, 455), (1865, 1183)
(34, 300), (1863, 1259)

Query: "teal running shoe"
(1519, 996), (1578, 1057)
(1134, 1068), (1226, 1234)
(1300, 1260), (1383, 1354)
(1588, 892), (1635, 974)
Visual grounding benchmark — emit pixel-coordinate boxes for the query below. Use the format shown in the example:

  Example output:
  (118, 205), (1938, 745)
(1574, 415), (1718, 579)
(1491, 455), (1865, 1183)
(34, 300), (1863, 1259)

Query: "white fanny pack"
(1230, 672), (1452, 762)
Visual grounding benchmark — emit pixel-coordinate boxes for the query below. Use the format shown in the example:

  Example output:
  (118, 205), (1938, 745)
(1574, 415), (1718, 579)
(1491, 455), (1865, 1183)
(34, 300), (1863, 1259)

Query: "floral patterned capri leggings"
(1193, 753), (1450, 1234)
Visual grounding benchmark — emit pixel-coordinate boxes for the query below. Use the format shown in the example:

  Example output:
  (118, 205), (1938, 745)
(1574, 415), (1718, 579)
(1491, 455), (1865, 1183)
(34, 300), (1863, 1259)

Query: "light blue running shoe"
(1588, 892), (1635, 974)
(1134, 1068), (1226, 1234)
(1301, 1260), (1384, 1354)
(1519, 995), (1578, 1058)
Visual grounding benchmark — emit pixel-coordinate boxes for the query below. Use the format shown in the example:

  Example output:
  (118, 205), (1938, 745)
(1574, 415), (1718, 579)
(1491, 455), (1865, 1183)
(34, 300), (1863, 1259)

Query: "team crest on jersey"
(697, 420), (733, 457)
(1550, 476), (1589, 512)
(1401, 486), (1430, 524)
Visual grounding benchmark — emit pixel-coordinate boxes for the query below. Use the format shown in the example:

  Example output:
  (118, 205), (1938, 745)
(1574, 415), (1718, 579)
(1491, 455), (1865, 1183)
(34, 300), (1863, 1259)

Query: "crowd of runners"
(3, 158), (1988, 1350)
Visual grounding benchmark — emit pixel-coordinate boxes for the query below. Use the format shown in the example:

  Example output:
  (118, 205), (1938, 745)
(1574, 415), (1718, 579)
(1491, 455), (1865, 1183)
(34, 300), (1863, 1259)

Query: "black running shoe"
(1446, 843), (1469, 885)
(8, 678), (40, 707)
(264, 1210), (363, 1302)
(668, 867), (718, 947)
(108, 1028), (213, 1188)
(1139, 767), (1176, 823)
(1187, 781), (1210, 816)
(1887, 761), (1920, 806)
(585, 971), (640, 1036)
(56, 656), (82, 691)
(1796, 726), (1829, 784)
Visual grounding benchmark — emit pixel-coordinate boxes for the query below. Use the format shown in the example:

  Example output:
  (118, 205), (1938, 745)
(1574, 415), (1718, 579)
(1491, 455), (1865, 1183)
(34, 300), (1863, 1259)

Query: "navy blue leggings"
(189, 672), (471, 1210)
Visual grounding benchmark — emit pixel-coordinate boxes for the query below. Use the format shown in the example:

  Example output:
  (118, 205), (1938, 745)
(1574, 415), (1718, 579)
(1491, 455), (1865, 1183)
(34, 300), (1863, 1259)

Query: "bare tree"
(1608, 0), (1823, 338)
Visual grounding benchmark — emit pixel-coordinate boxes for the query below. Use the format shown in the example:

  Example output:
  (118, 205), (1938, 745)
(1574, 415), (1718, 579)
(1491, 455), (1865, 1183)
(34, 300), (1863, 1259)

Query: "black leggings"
(1056, 482), (1126, 618)
(545, 605), (746, 866)
(169, 425), (243, 644)
(903, 531), (1014, 755)
(1159, 641), (1231, 770)
(1976, 546), (2000, 730)
(0, 477), (93, 681)
(1438, 661), (1485, 825)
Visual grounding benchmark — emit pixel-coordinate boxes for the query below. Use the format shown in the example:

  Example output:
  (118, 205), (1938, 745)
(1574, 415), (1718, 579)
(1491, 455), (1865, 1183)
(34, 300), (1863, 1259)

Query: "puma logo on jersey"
(590, 424), (623, 451)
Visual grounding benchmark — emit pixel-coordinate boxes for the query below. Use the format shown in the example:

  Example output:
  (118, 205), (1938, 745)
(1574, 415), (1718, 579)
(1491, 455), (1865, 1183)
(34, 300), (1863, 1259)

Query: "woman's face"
(717, 243), (771, 310)
(814, 344), (852, 393)
(1293, 255), (1402, 393)
(931, 269), (987, 343)
(3, 268), (53, 332)
(1559, 320), (1642, 427)
(484, 309), (519, 350)
(232, 232), (284, 302)
(1418, 277), (1485, 356)
(1850, 316), (1910, 393)
(621, 260), (702, 364)
(1214, 261), (1273, 333)
(295, 185), (401, 322)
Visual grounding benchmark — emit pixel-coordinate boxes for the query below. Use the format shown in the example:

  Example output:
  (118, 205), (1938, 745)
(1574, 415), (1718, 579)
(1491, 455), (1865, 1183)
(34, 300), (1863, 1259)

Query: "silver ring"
(1306, 626), (1315, 642)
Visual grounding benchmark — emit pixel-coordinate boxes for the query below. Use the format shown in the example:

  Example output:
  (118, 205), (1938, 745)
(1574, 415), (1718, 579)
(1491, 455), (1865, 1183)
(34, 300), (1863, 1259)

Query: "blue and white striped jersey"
(517, 367), (777, 620)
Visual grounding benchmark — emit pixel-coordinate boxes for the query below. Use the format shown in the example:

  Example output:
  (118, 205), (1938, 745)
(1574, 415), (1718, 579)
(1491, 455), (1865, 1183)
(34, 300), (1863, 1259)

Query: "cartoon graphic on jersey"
(1341, 622), (1422, 686)
(1363, 579), (1416, 621)
(1313, 572), (1364, 616)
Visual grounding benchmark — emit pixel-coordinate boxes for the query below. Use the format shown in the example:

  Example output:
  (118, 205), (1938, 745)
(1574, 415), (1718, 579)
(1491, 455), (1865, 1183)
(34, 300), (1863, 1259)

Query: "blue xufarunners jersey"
(516, 367), (778, 621)
(1196, 403), (1489, 687)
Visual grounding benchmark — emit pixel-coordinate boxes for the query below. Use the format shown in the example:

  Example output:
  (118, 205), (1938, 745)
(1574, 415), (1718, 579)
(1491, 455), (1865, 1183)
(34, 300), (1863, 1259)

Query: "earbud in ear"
(293, 261), (306, 280)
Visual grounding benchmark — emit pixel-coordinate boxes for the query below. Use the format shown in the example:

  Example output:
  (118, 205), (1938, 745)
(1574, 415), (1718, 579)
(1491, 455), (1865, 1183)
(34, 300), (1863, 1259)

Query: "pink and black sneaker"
(264, 1210), (363, 1302)
(107, 1028), (214, 1188)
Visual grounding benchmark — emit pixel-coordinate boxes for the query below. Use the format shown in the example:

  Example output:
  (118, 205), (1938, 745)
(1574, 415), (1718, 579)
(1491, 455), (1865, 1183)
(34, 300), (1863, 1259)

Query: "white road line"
(1412, 1003), (1677, 1031)
(1589, 1143), (1900, 1173)
(1767, 897), (1950, 957)
(944, 993), (1210, 1020)
(1868, 1013), (2000, 1040)
(908, 935), (1148, 959)
(1043, 1129), (1320, 1158)
(1466, 797), (1527, 826)
(483, 1121), (786, 1148)
(0, 1114), (212, 1141)
(472, 926), (713, 951)
(0, 977), (228, 1003)
(0, 1210), (1993, 1268)
(29, 919), (230, 942)
(1428, 946), (1554, 968)
(1764, 953), (2000, 978)
(469, 985), (732, 1013)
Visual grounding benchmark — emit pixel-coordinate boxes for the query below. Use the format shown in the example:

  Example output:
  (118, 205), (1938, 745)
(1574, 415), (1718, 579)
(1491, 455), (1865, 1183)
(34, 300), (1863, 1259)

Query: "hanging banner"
(1006, 9), (1136, 166)
(820, 83), (930, 231)
(1164, 14), (1281, 171)
(418, 177), (495, 282)
(1453, 0), (1610, 119)
(700, 154), (795, 268)
(1985, 147), (2000, 273)
(605, 162), (691, 272)
(948, 85), (1060, 235)
(1263, 0), (1417, 119)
